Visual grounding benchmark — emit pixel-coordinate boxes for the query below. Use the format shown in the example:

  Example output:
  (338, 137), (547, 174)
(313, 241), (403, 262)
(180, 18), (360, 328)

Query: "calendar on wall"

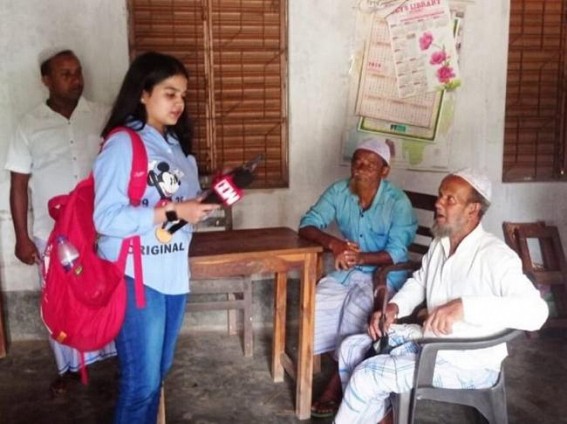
(341, 0), (468, 171)
(354, 2), (463, 141)
(357, 92), (444, 142)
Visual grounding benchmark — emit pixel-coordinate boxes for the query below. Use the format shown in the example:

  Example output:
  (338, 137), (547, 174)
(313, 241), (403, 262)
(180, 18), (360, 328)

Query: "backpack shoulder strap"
(124, 128), (147, 206)
(105, 127), (148, 206)
(106, 126), (148, 308)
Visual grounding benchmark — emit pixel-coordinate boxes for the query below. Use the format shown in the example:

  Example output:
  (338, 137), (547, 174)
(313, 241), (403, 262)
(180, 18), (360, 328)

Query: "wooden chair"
(502, 221), (567, 330)
(187, 206), (254, 357)
(502, 221), (546, 257)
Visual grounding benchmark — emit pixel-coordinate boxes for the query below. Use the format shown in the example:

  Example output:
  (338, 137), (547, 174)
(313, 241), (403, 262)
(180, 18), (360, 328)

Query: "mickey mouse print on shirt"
(147, 160), (187, 243)
(147, 161), (183, 199)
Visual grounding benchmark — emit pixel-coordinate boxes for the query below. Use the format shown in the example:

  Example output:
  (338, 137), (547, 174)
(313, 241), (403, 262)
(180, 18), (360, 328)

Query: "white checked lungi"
(334, 328), (499, 424)
(313, 270), (375, 356)
(35, 238), (117, 375)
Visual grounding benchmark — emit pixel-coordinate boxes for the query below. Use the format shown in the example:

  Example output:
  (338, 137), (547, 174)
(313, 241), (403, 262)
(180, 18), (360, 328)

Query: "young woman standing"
(93, 52), (219, 423)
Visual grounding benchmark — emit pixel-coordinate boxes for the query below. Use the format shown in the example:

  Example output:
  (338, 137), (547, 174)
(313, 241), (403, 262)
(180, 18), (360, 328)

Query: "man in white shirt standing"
(333, 168), (549, 424)
(4, 48), (116, 396)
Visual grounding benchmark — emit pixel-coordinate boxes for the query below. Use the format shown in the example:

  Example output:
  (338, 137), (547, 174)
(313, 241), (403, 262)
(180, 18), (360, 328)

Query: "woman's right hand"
(175, 199), (220, 224)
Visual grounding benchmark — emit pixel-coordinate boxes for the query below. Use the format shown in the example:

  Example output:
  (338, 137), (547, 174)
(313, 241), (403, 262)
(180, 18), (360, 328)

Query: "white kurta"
(391, 223), (549, 370)
(334, 224), (549, 423)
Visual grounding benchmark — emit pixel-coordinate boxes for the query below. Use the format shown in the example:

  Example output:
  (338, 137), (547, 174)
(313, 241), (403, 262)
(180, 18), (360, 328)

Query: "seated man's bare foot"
(311, 371), (342, 418)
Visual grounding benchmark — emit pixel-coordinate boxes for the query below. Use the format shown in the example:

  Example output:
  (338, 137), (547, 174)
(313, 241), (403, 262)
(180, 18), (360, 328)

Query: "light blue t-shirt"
(299, 179), (417, 291)
(93, 123), (200, 295)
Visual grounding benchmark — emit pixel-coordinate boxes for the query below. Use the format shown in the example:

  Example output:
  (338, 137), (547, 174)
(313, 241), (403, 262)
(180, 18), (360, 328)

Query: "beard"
(349, 174), (380, 193)
(431, 214), (468, 239)
(431, 222), (452, 238)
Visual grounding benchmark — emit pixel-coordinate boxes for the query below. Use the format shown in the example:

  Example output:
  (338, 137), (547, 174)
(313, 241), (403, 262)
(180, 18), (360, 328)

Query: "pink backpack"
(41, 127), (147, 381)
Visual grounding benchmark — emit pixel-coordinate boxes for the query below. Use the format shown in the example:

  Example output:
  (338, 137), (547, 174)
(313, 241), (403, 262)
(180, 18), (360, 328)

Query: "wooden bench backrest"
(404, 190), (437, 258)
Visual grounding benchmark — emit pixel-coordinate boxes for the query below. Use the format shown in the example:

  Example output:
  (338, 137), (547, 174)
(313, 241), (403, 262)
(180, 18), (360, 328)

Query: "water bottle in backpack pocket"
(56, 235), (82, 275)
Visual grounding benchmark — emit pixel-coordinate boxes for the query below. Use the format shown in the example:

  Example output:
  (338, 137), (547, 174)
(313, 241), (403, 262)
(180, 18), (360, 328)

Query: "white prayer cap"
(355, 136), (391, 165)
(453, 168), (492, 203)
(38, 47), (74, 68)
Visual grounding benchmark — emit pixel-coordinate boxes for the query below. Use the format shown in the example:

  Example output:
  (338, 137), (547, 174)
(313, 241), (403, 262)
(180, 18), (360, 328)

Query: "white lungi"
(36, 238), (117, 374)
(334, 329), (499, 424)
(314, 270), (375, 356)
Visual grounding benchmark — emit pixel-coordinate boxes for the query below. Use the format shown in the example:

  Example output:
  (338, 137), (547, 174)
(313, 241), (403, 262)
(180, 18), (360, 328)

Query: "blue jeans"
(113, 276), (187, 424)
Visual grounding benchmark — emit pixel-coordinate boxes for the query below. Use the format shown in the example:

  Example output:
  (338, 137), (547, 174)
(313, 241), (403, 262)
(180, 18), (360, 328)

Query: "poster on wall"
(342, 1), (468, 171)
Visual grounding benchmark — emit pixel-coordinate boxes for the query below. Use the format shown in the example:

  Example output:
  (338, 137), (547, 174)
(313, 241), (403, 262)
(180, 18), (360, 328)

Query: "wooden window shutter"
(503, 0), (567, 182)
(128, 0), (289, 188)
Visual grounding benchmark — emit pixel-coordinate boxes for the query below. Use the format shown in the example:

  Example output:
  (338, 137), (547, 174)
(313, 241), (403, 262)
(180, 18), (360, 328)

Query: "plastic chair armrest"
(414, 329), (523, 387)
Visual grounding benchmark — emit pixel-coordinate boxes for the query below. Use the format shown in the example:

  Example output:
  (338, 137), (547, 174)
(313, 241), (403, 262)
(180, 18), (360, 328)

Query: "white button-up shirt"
(5, 97), (109, 240)
(391, 224), (549, 370)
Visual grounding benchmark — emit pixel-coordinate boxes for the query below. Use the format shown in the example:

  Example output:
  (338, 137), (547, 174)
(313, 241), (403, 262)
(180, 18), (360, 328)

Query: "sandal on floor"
(49, 372), (80, 397)
(49, 375), (69, 397)
(311, 399), (340, 418)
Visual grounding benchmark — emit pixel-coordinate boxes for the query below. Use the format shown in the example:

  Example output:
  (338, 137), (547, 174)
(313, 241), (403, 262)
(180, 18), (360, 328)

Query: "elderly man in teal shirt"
(299, 137), (417, 418)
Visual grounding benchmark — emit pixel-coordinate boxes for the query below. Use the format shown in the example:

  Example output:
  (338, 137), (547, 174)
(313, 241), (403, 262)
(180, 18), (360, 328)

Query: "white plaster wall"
(1, 0), (566, 293)
(0, 0), (130, 290)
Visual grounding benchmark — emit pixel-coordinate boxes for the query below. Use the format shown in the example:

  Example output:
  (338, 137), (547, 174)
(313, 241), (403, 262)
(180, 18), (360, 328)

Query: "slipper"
(311, 399), (340, 418)
(49, 371), (80, 397)
(49, 375), (69, 397)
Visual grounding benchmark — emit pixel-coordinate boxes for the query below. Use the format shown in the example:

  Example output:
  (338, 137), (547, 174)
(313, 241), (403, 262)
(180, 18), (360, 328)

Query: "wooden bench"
(186, 206), (254, 357)
(373, 190), (437, 313)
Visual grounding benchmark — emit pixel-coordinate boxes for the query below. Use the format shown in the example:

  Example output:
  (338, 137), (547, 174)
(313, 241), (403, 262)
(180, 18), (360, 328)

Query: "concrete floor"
(0, 328), (566, 424)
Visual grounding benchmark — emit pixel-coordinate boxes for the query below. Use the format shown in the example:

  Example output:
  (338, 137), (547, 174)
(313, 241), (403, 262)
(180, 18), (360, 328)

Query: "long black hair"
(101, 51), (193, 155)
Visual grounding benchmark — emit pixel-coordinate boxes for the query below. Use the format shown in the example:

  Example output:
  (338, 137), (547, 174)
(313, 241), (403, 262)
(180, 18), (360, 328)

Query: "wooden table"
(0, 290), (6, 358)
(189, 227), (323, 420)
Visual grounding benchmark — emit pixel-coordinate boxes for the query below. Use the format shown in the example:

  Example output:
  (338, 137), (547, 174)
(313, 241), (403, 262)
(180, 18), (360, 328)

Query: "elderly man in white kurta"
(333, 169), (549, 424)
(4, 48), (115, 395)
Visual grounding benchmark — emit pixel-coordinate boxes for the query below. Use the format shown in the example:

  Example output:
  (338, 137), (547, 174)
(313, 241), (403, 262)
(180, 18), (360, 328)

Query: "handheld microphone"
(202, 154), (263, 205)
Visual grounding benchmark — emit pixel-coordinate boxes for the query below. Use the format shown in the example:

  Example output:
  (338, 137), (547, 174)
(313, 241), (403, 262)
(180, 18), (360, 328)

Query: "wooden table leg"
(0, 290), (6, 359)
(313, 354), (321, 375)
(157, 385), (165, 424)
(296, 252), (317, 420)
(272, 271), (287, 382)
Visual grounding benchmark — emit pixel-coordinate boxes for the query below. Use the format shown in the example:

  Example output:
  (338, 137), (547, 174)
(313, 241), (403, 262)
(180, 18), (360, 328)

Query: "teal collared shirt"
(299, 179), (417, 290)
